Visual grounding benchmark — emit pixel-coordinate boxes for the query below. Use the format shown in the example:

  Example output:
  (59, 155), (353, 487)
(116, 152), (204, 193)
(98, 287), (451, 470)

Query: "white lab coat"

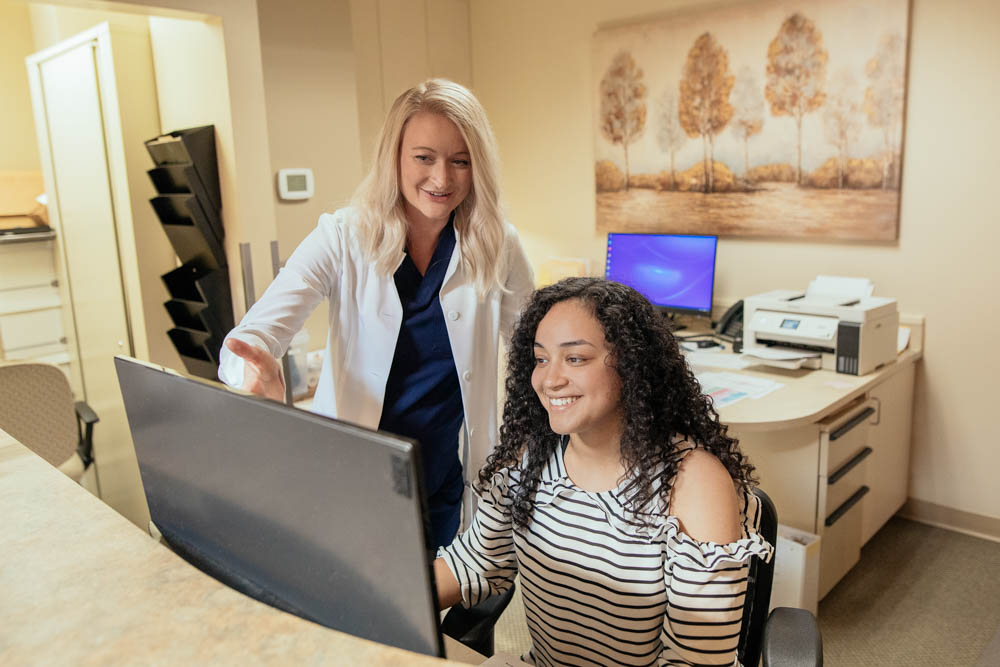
(219, 207), (534, 504)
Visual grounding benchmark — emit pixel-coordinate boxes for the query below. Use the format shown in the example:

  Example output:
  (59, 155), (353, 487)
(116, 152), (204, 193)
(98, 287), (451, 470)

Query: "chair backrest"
(739, 486), (778, 667)
(0, 361), (77, 466)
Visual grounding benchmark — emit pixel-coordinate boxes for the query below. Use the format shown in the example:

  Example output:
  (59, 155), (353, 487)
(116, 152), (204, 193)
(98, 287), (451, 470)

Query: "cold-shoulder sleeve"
(658, 490), (773, 666)
(438, 469), (519, 608)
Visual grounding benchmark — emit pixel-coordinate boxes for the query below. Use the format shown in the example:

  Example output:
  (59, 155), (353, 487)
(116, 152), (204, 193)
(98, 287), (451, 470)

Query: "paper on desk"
(694, 371), (784, 408)
(685, 350), (754, 370)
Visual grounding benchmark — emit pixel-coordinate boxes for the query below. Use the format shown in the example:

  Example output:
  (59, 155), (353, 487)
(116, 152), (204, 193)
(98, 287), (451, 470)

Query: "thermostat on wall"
(277, 168), (314, 200)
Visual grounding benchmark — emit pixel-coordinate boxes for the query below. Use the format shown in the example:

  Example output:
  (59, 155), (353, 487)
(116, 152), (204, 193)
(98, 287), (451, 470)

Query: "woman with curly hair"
(435, 277), (772, 666)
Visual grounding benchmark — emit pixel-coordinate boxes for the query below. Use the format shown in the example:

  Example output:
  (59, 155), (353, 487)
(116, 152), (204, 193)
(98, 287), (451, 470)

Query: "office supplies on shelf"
(114, 356), (445, 658)
(604, 233), (717, 322)
(743, 276), (898, 376)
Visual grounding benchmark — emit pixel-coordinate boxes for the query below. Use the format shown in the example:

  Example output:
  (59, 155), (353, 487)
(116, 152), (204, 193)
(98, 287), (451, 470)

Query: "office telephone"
(715, 300), (744, 341)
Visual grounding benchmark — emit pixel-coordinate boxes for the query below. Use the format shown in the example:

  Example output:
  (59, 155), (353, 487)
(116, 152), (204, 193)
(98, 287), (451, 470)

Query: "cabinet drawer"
(0, 307), (64, 352)
(821, 399), (876, 474)
(819, 485), (868, 599)
(824, 447), (872, 515)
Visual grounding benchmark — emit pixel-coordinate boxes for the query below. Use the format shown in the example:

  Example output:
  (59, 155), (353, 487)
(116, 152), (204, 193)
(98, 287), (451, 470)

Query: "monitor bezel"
(604, 231), (719, 316)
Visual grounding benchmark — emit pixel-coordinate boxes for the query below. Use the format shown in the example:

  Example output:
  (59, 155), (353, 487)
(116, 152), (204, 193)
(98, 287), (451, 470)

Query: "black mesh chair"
(742, 488), (824, 667)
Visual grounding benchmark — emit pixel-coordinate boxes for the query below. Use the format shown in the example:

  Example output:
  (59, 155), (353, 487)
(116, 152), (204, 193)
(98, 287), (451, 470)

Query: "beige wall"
(255, 0), (363, 348)
(350, 0), (472, 173)
(0, 1), (40, 170)
(469, 0), (1000, 522)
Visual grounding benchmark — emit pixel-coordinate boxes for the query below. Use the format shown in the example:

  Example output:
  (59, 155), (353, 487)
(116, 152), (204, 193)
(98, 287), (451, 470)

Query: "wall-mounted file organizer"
(145, 125), (233, 380)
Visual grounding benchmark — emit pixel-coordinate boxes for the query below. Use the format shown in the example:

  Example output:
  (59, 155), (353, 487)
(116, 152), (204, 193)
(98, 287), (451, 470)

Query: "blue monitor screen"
(604, 233), (718, 314)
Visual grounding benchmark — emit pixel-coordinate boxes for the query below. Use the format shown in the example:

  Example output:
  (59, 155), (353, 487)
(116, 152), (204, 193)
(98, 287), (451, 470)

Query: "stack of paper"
(741, 347), (822, 370)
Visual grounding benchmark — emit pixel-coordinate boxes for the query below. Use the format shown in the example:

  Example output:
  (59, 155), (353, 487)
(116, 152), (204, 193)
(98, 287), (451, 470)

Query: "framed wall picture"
(593, 0), (909, 241)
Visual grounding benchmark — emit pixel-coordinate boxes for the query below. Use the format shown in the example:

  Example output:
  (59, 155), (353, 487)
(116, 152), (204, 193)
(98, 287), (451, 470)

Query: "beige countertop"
(0, 438), (478, 665)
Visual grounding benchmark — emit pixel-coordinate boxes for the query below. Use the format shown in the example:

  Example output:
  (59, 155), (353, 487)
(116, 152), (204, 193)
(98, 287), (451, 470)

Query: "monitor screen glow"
(604, 233), (718, 314)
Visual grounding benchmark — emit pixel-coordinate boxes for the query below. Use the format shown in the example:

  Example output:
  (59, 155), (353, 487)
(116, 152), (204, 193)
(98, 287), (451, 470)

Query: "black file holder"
(146, 125), (233, 380)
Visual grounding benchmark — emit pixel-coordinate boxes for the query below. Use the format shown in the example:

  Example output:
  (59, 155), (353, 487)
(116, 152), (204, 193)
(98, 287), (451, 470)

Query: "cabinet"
(722, 350), (919, 601)
(0, 235), (68, 371)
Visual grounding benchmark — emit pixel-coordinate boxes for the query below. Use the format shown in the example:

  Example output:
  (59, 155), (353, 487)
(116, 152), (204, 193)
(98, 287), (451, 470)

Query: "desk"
(697, 318), (923, 598)
(0, 437), (481, 665)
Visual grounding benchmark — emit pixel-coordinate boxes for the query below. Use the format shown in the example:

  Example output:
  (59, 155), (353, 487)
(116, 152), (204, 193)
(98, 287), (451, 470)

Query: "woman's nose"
(430, 160), (449, 185)
(543, 363), (566, 389)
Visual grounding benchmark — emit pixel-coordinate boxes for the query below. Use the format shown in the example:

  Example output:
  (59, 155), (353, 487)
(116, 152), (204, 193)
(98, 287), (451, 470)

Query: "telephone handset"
(715, 300), (744, 343)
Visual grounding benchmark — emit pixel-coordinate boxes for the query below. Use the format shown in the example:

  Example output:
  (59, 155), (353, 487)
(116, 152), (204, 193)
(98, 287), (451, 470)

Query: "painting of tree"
(679, 33), (734, 193)
(730, 65), (765, 178)
(599, 51), (647, 190)
(765, 13), (828, 185)
(656, 89), (685, 190)
(592, 0), (909, 241)
(866, 33), (906, 189)
(823, 69), (862, 189)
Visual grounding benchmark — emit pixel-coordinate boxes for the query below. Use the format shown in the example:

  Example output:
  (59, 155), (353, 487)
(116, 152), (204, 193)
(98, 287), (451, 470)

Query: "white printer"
(743, 276), (898, 376)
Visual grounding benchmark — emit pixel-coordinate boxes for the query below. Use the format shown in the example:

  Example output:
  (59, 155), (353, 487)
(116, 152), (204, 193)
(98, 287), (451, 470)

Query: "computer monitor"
(113, 356), (444, 658)
(604, 232), (718, 316)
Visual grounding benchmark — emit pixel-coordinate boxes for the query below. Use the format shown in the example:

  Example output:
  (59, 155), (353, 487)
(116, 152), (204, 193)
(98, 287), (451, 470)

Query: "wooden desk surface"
(687, 316), (923, 432)
(706, 347), (921, 432)
(0, 439), (477, 665)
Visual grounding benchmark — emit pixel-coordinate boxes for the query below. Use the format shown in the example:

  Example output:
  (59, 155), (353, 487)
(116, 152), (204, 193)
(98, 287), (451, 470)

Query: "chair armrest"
(762, 607), (823, 667)
(75, 400), (99, 467)
(75, 401), (99, 425)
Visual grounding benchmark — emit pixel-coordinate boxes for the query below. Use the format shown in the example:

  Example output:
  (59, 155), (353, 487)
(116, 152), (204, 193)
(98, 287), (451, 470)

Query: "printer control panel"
(750, 310), (838, 341)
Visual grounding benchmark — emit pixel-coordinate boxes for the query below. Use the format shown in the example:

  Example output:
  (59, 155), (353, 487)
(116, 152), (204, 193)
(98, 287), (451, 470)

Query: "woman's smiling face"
(531, 299), (623, 444)
(397, 111), (472, 227)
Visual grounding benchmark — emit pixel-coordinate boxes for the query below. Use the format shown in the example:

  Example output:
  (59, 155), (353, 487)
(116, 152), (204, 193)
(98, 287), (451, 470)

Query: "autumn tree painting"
(679, 33), (734, 193)
(592, 0), (909, 241)
(656, 89), (685, 190)
(823, 69), (862, 189)
(599, 51), (647, 190)
(765, 13), (828, 185)
(866, 33), (906, 190)
(730, 66), (765, 178)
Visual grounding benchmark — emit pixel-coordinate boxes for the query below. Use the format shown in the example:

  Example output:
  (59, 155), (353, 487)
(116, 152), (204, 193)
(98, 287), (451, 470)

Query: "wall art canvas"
(593, 0), (909, 240)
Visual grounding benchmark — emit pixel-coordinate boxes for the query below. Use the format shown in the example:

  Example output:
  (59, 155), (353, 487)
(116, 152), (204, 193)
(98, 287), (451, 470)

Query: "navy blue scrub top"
(378, 220), (465, 549)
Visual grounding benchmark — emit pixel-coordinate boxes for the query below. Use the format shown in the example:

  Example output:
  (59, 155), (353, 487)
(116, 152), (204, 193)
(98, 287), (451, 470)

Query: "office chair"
(440, 582), (516, 657)
(744, 487), (824, 667)
(0, 361), (97, 482)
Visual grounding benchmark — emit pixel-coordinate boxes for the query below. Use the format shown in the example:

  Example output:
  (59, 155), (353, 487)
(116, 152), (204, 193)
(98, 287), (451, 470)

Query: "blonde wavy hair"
(352, 79), (510, 297)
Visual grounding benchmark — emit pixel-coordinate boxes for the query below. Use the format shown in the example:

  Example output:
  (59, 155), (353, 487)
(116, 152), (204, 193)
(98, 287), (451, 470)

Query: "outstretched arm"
(224, 338), (285, 402)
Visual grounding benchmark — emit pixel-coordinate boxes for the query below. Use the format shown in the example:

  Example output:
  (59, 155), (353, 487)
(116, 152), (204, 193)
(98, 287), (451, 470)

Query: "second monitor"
(604, 232), (718, 317)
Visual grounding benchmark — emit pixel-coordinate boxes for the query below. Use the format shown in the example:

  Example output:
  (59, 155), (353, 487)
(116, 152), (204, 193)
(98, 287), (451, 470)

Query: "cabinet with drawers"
(723, 350), (919, 600)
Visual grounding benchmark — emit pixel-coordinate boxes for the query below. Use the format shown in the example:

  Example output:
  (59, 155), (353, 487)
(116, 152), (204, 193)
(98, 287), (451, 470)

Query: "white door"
(27, 26), (149, 527)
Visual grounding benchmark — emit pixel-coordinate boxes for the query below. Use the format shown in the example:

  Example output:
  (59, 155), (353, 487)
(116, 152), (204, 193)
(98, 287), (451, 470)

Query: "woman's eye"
(453, 159), (470, 168)
(534, 357), (548, 366)
(415, 155), (432, 162)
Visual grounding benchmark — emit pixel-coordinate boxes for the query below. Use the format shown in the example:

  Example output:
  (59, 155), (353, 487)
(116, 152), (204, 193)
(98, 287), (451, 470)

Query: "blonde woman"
(219, 79), (534, 549)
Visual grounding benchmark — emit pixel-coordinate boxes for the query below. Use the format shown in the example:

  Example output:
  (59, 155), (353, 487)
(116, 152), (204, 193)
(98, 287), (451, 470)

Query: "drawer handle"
(828, 447), (873, 485)
(830, 407), (875, 441)
(825, 486), (869, 527)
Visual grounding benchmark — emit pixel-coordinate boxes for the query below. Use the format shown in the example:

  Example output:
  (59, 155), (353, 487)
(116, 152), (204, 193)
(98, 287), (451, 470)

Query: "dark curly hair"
(478, 277), (756, 529)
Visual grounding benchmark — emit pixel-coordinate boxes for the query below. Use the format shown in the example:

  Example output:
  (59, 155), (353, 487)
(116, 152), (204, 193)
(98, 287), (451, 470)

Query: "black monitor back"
(114, 356), (443, 657)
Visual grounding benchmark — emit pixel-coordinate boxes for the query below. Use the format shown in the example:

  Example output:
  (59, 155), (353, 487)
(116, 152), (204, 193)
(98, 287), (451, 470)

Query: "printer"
(743, 276), (898, 376)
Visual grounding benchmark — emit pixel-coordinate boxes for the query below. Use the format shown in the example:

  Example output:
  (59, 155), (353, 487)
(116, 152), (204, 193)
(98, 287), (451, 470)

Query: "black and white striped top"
(440, 444), (772, 666)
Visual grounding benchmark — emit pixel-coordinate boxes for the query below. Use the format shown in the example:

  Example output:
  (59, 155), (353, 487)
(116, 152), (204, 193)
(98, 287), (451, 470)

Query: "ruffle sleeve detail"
(665, 489), (774, 570)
